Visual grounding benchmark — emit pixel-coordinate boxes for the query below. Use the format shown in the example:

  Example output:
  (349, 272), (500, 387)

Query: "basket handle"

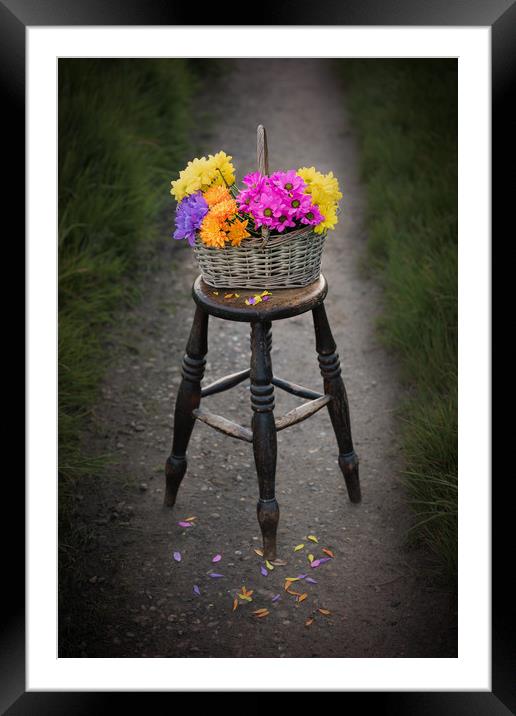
(257, 124), (270, 246)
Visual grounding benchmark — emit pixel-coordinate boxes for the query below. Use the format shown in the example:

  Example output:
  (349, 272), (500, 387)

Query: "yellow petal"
(298, 593), (308, 603)
(307, 554), (314, 563)
(293, 544), (305, 552)
(265, 560), (274, 570)
(233, 598), (238, 611)
(307, 535), (319, 543)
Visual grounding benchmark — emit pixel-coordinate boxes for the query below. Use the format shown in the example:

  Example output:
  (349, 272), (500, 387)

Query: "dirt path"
(60, 59), (457, 658)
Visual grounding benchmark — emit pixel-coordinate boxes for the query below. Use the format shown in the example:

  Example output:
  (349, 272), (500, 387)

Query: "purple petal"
(193, 585), (201, 595)
(296, 574), (308, 579)
(262, 295), (270, 301)
(319, 557), (332, 564)
(248, 297), (256, 305)
(209, 573), (224, 578)
(305, 577), (318, 584)
(173, 551), (181, 562)
(272, 594), (281, 602)
(178, 521), (193, 528)
(310, 559), (321, 568)
(260, 565), (268, 577)
(212, 554), (222, 563)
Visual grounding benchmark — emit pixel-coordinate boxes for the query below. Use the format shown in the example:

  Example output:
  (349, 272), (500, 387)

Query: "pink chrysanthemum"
(236, 170), (325, 233)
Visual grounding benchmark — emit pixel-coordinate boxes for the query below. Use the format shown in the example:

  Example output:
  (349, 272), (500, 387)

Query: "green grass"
(338, 60), (458, 578)
(58, 59), (204, 540)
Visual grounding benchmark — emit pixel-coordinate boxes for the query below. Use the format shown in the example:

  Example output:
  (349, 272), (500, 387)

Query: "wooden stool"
(164, 273), (361, 560)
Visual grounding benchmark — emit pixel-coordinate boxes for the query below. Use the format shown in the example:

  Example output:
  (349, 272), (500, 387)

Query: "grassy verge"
(338, 60), (458, 578)
(58, 59), (203, 550)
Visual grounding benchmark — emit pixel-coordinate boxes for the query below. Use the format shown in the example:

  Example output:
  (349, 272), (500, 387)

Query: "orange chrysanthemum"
(199, 213), (227, 248)
(210, 198), (238, 222)
(227, 218), (251, 247)
(203, 185), (231, 207)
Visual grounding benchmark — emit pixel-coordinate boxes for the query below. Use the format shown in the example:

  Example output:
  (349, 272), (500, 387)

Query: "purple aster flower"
(173, 191), (209, 247)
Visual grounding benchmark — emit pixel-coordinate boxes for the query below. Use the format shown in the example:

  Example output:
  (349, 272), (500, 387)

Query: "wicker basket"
(192, 125), (327, 289)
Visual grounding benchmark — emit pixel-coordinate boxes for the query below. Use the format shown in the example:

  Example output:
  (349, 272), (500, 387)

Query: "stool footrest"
(193, 407), (253, 442)
(272, 376), (323, 400)
(275, 394), (332, 432)
(201, 368), (251, 398)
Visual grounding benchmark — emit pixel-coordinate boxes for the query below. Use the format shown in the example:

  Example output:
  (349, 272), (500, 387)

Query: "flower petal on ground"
(293, 544), (305, 552)
(173, 551), (181, 562)
(212, 554), (222, 563)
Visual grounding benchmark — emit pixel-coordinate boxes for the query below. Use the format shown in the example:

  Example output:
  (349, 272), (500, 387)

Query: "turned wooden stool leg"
(164, 305), (208, 507)
(250, 320), (279, 560)
(312, 303), (361, 503)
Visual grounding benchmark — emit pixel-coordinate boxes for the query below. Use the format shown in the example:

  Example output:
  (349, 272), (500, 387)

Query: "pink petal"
(212, 554), (222, 563)
(178, 521), (193, 528)
(310, 559), (321, 568)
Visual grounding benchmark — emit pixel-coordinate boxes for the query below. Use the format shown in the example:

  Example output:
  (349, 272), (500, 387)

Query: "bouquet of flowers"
(171, 151), (342, 249)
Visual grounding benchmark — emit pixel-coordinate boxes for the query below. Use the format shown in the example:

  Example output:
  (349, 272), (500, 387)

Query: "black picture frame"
(8, 0), (507, 711)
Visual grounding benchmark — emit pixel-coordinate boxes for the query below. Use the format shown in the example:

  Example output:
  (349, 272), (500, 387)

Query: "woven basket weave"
(193, 125), (326, 289)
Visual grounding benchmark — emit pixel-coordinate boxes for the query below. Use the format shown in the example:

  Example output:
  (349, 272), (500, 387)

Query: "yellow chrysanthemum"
(170, 151), (235, 202)
(227, 218), (251, 247)
(298, 167), (342, 205)
(297, 167), (342, 234)
(208, 151), (236, 188)
(203, 185), (231, 207)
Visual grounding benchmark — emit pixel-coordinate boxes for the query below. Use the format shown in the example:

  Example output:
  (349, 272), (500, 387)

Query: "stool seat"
(192, 274), (328, 322)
